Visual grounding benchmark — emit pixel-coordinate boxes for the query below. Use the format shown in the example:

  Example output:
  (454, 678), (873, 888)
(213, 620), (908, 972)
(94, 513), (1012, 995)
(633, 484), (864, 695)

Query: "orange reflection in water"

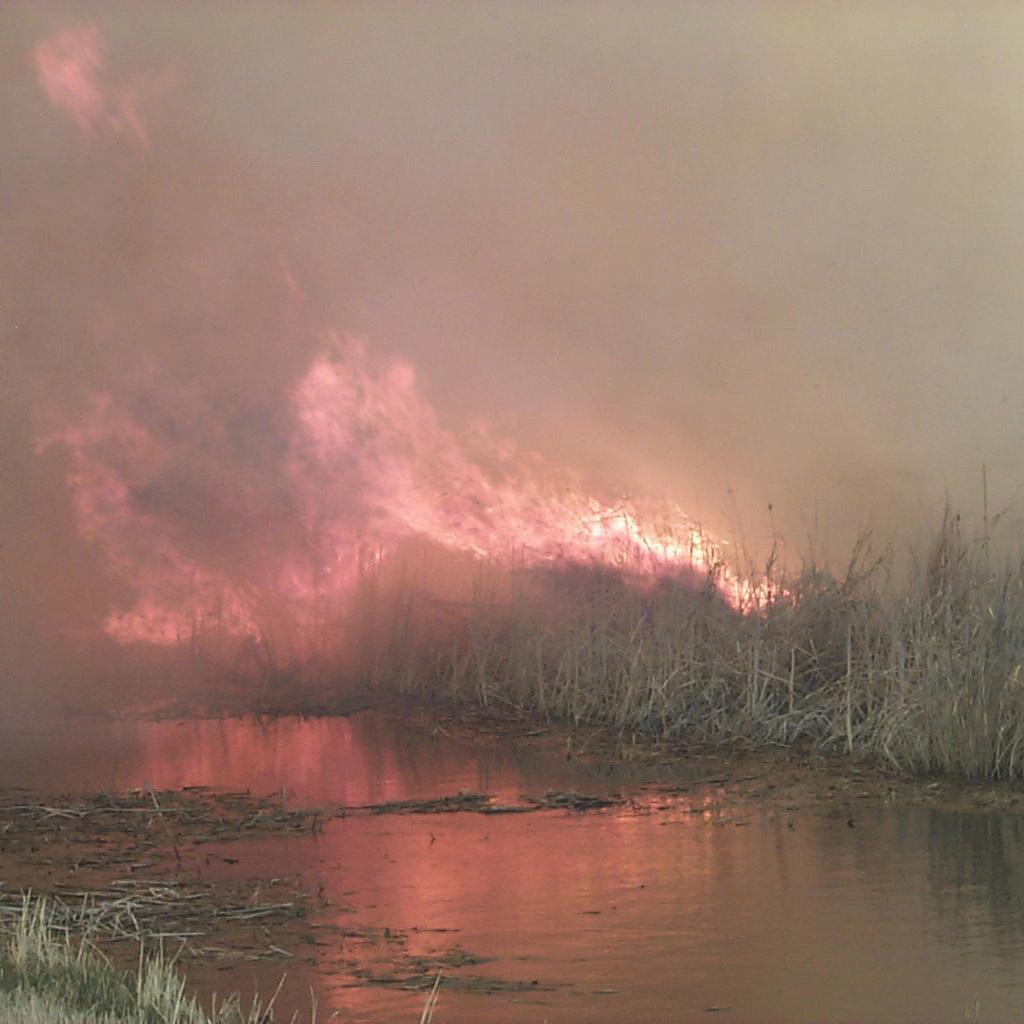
(14, 713), (1024, 1024)
(114, 713), (587, 806)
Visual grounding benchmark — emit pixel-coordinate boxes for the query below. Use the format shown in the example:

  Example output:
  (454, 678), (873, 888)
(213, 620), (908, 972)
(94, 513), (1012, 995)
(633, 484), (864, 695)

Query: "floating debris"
(0, 788), (324, 867)
(352, 949), (554, 995)
(361, 792), (494, 815)
(344, 789), (624, 817)
(523, 790), (623, 811)
(0, 878), (306, 960)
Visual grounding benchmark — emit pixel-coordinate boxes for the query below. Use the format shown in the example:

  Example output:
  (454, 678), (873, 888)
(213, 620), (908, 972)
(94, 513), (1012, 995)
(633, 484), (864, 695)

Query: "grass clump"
(0, 896), (273, 1024)
(357, 512), (1024, 780)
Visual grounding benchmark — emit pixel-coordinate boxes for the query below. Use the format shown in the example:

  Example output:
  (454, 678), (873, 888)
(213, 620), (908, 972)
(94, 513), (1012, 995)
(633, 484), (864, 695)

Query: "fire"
(28, 23), (759, 658)
(40, 335), (752, 652)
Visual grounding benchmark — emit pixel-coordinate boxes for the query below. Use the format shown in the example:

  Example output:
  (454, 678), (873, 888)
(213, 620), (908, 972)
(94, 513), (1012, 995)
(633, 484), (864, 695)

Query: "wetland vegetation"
(11, 514), (1024, 1021)
(344, 512), (1024, 781)
(0, 897), (279, 1024)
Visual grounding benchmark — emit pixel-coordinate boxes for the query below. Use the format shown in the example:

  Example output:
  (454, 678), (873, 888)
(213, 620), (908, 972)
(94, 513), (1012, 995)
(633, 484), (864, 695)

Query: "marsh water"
(6, 709), (1024, 1023)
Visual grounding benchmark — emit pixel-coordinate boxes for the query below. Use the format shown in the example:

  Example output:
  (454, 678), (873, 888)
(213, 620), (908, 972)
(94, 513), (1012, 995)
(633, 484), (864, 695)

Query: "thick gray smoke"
(4, 3), (1024, 701)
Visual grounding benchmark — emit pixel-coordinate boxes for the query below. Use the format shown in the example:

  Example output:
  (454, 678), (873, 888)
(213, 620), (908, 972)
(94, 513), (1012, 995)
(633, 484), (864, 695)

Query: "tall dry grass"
(353, 512), (1024, 780)
(0, 896), (442, 1023)
(0, 897), (275, 1023)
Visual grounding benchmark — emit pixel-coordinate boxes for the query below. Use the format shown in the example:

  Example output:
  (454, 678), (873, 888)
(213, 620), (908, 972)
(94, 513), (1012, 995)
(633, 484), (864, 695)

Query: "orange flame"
(40, 337), (753, 650)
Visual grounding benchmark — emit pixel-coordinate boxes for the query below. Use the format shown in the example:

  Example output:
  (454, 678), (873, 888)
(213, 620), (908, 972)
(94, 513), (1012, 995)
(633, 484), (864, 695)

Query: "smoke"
(31, 23), (164, 148)
(4, 3), (1024, 700)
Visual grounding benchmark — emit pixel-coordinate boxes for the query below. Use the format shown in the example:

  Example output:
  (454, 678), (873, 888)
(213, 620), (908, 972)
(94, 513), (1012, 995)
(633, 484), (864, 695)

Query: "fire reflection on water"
(8, 711), (1024, 1024)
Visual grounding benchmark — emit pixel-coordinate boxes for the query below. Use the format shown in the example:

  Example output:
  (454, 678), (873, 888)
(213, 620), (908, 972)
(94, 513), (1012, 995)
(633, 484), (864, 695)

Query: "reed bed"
(354, 512), (1024, 780)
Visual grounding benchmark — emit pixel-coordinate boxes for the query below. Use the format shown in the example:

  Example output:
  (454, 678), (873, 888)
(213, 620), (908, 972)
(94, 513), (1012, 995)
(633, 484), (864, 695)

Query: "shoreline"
(37, 691), (1024, 816)
(3, 698), (1023, 1022)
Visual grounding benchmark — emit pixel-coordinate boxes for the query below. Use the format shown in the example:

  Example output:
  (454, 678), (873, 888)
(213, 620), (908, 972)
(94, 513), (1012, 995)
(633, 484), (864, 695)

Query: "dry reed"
(352, 511), (1024, 780)
(0, 896), (276, 1023)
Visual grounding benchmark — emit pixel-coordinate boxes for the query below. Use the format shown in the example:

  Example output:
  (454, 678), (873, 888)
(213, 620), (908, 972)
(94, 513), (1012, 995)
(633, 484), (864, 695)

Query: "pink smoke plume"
(32, 25), (157, 148)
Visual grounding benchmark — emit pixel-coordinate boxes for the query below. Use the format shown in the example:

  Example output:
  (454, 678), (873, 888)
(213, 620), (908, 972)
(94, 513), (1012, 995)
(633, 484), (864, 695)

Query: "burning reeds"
(351, 512), (1024, 781)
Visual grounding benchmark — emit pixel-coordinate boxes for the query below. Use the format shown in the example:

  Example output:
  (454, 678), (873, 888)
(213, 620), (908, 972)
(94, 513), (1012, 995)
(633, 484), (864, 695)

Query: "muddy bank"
(39, 689), (1024, 815)
(389, 698), (1024, 818)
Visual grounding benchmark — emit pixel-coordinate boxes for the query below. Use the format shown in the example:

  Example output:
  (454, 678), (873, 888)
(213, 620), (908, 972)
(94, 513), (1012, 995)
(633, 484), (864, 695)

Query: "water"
(6, 710), (1024, 1023)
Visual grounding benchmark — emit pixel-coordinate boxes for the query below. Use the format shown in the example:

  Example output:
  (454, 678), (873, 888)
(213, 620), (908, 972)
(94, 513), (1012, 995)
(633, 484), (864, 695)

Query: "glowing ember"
(39, 336), (750, 650)
(32, 25), (153, 147)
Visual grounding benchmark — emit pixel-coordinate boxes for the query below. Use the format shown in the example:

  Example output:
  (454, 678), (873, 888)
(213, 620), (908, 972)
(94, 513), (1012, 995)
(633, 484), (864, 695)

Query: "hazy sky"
(4, 2), (1024, 687)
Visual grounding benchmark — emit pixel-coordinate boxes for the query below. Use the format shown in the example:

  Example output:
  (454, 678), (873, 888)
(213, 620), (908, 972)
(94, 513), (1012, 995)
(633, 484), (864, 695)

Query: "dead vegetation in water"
(0, 788), (324, 869)
(523, 790), (620, 810)
(332, 936), (555, 997)
(0, 894), (470, 1023)
(0, 880), (303, 962)
(0, 895), (281, 1024)
(359, 792), (494, 815)
(352, 789), (622, 815)
(353, 961), (552, 995)
(0, 784), (554, 1010)
(311, 920), (550, 1002)
(0, 788), (319, 972)
(104, 688), (375, 723)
